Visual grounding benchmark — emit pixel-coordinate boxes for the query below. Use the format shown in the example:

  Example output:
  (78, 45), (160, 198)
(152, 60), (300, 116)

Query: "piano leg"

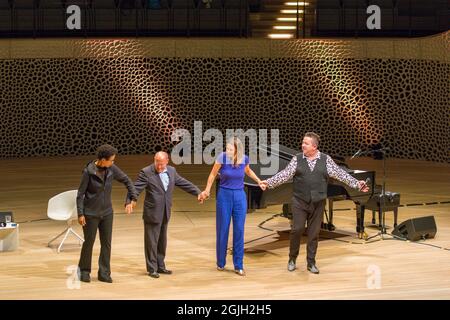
(325, 199), (335, 231)
(372, 211), (376, 224)
(356, 205), (368, 240)
(321, 199), (335, 231)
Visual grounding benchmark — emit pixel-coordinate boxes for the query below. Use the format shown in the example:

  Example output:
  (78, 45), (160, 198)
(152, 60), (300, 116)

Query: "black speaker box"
(392, 215), (437, 241)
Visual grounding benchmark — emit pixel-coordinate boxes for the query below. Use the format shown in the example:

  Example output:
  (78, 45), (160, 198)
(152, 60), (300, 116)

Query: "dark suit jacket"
(128, 164), (201, 224)
(77, 161), (137, 217)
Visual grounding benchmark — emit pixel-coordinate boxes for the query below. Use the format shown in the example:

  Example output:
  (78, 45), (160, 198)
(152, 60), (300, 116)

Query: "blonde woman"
(201, 137), (262, 276)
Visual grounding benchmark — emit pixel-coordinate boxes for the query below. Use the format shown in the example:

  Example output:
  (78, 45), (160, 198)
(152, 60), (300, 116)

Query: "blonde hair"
(226, 136), (244, 167)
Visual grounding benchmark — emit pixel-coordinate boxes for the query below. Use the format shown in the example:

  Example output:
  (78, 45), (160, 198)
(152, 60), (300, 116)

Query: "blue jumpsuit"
(216, 153), (249, 270)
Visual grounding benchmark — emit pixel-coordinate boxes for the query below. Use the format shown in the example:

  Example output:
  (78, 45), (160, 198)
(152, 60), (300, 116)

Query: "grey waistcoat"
(293, 152), (329, 203)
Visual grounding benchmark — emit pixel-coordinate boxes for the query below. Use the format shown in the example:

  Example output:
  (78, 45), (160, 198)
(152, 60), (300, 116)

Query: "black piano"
(244, 144), (399, 239)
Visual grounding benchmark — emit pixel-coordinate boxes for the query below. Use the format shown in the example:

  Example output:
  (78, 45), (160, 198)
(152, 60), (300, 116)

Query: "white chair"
(47, 190), (84, 253)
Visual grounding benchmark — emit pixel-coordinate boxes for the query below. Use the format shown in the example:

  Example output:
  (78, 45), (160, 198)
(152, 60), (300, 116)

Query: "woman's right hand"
(78, 215), (86, 227)
(202, 190), (210, 199)
(197, 190), (210, 203)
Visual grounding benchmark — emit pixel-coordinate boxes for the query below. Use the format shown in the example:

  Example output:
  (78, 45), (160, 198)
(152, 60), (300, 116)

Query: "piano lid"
(245, 144), (297, 184)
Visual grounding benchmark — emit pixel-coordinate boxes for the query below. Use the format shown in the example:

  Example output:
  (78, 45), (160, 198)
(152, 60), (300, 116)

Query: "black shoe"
(157, 268), (172, 275)
(287, 259), (296, 272)
(79, 272), (91, 283)
(98, 275), (113, 283)
(149, 271), (160, 278)
(307, 264), (320, 274)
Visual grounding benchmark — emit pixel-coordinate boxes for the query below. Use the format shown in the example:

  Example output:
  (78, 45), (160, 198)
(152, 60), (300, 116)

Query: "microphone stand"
(365, 147), (391, 241)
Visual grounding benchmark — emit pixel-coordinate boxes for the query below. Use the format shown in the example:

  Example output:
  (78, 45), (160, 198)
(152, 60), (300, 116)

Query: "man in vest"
(260, 132), (369, 274)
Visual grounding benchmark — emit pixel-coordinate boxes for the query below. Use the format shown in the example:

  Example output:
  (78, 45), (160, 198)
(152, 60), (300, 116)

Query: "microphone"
(351, 149), (362, 159)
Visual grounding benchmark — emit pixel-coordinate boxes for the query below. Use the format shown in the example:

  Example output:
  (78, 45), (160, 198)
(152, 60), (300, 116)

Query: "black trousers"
(289, 197), (326, 266)
(78, 214), (113, 277)
(144, 213), (168, 273)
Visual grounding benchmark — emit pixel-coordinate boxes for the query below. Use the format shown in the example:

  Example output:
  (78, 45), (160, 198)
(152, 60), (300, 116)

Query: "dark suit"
(128, 164), (201, 273)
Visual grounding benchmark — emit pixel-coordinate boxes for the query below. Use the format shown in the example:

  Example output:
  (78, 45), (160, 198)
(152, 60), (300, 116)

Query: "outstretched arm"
(113, 165), (138, 202)
(262, 156), (297, 190)
(127, 170), (149, 202)
(175, 170), (202, 196)
(124, 169), (149, 213)
(244, 165), (262, 185)
(203, 162), (221, 198)
(326, 156), (369, 192)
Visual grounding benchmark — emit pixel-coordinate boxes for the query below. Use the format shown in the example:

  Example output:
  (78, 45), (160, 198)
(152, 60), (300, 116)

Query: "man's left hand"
(198, 191), (208, 204)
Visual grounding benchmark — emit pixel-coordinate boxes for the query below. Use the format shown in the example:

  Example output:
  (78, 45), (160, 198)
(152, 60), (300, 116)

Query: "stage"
(0, 155), (449, 299)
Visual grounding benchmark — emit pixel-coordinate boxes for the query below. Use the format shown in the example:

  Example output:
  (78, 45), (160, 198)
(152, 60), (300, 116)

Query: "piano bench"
(366, 192), (401, 228)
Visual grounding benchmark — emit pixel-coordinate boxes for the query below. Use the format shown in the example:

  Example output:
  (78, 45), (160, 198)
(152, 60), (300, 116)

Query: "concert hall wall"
(0, 32), (448, 162)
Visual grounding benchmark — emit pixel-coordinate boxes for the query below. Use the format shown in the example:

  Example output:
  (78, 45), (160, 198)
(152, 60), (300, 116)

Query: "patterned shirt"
(266, 152), (360, 189)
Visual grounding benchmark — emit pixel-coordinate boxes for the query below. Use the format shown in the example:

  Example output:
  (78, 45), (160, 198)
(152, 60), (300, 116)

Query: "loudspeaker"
(392, 215), (437, 241)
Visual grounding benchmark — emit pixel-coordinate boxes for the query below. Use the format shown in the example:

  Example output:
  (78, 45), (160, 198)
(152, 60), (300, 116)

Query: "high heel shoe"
(235, 269), (246, 276)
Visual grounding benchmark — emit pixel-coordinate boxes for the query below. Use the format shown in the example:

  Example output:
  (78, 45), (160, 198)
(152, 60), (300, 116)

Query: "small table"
(0, 224), (19, 251)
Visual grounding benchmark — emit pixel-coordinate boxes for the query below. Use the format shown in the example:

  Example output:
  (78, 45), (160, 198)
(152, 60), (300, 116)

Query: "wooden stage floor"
(0, 155), (449, 299)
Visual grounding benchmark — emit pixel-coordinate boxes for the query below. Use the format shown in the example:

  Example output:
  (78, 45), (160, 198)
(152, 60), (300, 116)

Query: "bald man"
(126, 152), (204, 278)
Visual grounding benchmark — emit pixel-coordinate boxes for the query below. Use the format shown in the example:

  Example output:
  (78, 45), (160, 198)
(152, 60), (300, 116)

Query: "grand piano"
(244, 144), (399, 239)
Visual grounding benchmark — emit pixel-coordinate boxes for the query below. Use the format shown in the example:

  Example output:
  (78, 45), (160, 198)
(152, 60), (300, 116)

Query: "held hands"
(259, 180), (269, 191)
(198, 190), (210, 204)
(125, 200), (137, 214)
(358, 180), (369, 192)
